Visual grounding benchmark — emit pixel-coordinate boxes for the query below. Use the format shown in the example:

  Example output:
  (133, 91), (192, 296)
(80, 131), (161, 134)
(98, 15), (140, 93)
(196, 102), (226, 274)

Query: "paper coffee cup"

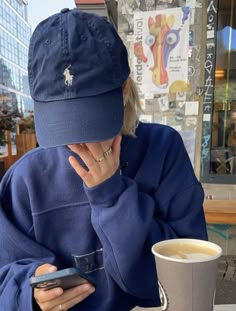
(152, 239), (222, 311)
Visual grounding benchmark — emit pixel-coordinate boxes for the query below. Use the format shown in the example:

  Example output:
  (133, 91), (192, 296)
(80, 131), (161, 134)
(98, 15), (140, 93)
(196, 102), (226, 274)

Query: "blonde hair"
(121, 78), (143, 137)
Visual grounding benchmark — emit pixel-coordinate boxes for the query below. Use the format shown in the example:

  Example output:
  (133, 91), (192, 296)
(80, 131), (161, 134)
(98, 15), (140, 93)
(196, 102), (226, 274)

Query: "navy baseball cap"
(28, 8), (130, 147)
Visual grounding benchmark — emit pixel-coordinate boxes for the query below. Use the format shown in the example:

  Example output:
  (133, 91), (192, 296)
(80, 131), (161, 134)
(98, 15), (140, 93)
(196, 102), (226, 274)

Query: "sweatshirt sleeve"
(0, 172), (56, 310)
(84, 130), (208, 300)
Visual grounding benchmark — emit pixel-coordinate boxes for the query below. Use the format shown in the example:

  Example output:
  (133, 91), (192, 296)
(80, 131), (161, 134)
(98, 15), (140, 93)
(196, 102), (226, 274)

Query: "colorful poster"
(133, 7), (190, 94)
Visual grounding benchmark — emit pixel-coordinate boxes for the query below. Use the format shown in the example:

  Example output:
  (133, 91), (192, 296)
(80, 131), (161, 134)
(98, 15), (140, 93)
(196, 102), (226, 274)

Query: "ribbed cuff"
(84, 170), (125, 206)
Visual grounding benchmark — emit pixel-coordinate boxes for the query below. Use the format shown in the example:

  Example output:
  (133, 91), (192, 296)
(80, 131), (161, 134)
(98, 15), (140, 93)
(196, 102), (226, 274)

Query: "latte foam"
(157, 243), (218, 260)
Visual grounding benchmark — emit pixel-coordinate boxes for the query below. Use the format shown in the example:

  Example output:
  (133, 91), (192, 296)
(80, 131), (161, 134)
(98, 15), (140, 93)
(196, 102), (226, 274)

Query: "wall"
(118, 0), (205, 174)
(118, 0), (236, 199)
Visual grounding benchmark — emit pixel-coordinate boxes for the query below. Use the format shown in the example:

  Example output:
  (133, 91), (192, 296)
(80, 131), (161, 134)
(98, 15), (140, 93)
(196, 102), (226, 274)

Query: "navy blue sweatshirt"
(0, 123), (207, 311)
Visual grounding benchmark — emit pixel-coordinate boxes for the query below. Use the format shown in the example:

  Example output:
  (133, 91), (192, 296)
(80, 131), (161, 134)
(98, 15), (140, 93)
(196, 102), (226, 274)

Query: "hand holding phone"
(32, 264), (96, 311)
(30, 267), (96, 290)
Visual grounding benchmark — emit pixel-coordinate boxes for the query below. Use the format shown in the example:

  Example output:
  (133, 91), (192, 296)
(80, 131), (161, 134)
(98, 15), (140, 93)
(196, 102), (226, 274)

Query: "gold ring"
(59, 304), (66, 311)
(103, 147), (112, 157)
(95, 155), (105, 162)
(95, 147), (112, 162)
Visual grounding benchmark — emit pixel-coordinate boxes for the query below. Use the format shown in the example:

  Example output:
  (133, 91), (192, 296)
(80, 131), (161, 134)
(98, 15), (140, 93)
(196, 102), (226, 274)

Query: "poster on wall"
(133, 7), (190, 94)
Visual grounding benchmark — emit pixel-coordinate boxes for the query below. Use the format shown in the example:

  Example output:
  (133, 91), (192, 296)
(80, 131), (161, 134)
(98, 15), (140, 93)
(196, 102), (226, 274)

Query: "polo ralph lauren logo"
(63, 65), (74, 86)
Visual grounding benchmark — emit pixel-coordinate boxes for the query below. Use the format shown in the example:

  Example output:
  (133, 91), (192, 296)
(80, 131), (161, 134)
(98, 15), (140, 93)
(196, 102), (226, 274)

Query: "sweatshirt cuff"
(84, 170), (126, 206)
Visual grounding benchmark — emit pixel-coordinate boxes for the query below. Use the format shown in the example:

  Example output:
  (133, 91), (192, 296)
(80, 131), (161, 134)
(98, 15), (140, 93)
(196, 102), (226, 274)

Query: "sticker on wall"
(207, 30), (215, 39)
(158, 95), (169, 111)
(185, 101), (199, 115)
(203, 114), (211, 122)
(169, 101), (176, 109)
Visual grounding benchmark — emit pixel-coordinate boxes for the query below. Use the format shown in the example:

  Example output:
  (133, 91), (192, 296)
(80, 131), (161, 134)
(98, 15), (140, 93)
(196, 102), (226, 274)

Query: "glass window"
(201, 0), (236, 183)
(0, 0), (30, 45)
(6, 0), (26, 19)
(0, 28), (29, 70)
(210, 0), (236, 177)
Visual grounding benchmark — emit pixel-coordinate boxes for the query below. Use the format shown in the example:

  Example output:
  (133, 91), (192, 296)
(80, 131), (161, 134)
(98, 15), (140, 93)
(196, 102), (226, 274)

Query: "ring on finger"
(59, 304), (66, 311)
(95, 147), (112, 162)
(95, 154), (105, 162)
(103, 147), (112, 158)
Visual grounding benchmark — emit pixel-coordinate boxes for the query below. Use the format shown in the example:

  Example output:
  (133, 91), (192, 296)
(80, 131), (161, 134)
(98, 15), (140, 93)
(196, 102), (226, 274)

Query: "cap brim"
(34, 88), (124, 147)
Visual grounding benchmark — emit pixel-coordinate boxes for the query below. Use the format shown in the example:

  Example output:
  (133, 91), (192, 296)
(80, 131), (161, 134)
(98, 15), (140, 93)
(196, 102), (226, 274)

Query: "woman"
(0, 8), (207, 311)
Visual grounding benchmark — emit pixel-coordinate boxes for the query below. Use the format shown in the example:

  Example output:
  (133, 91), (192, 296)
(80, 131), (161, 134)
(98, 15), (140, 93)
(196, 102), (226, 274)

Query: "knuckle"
(80, 170), (88, 179)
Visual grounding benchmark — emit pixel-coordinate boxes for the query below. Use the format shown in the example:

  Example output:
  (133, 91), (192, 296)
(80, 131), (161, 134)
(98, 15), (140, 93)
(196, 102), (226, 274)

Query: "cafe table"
(132, 305), (236, 311)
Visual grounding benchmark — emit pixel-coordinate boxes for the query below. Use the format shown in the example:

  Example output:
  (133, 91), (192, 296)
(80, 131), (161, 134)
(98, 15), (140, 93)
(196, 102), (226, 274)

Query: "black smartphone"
(30, 267), (96, 290)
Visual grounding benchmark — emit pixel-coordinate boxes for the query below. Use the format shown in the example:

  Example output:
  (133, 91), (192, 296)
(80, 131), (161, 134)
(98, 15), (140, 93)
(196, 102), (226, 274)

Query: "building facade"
(0, 0), (32, 115)
(117, 0), (236, 197)
(75, 0), (236, 194)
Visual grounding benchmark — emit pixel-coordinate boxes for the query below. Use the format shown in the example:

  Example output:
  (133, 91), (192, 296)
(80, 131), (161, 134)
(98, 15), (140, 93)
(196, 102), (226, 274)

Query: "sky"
(27, 0), (76, 31)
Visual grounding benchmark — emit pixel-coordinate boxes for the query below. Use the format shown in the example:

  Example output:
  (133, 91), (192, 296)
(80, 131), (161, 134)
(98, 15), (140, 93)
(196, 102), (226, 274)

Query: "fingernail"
(48, 266), (57, 272)
(54, 288), (63, 296)
(82, 284), (95, 293)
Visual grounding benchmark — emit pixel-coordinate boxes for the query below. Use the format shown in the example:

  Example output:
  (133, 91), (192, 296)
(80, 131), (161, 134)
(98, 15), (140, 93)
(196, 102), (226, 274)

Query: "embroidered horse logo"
(63, 65), (74, 86)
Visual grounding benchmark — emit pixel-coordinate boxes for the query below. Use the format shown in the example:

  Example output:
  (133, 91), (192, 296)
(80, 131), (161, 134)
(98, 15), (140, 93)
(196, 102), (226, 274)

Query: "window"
(201, 0), (236, 183)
